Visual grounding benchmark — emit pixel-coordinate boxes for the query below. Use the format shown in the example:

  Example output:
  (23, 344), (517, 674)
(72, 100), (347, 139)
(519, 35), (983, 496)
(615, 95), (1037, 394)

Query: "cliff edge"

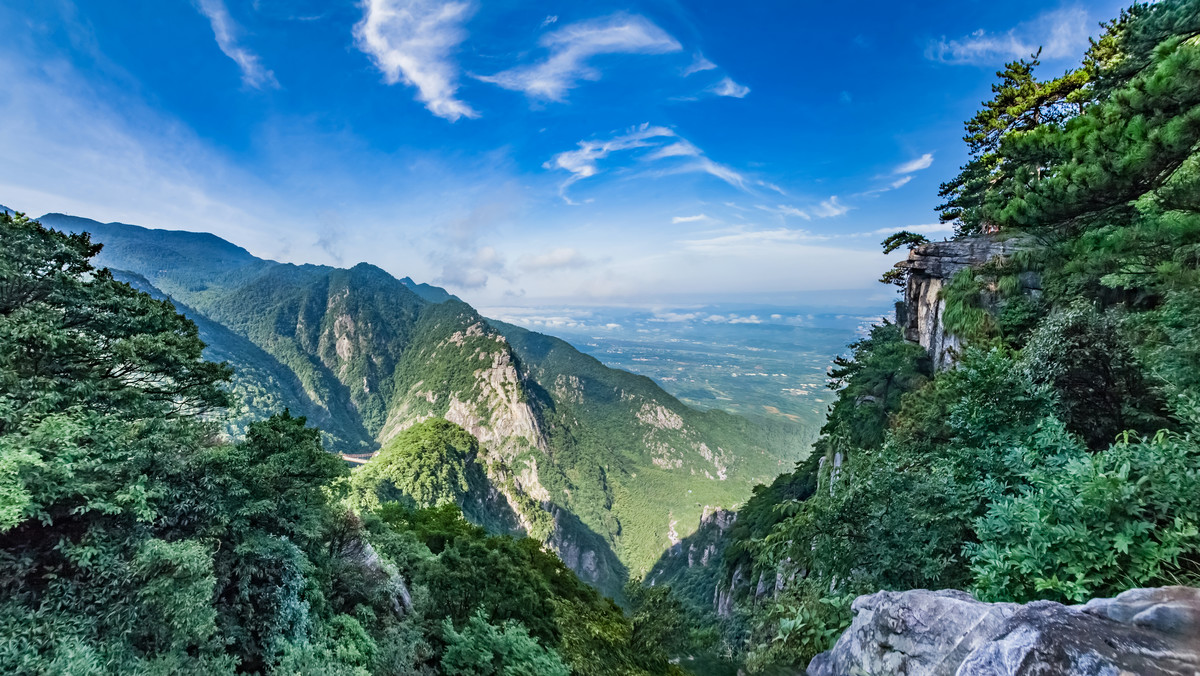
(895, 235), (1038, 369)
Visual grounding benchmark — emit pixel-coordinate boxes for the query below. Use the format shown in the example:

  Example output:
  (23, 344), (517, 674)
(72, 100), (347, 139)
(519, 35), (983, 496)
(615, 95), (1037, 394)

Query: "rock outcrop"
(808, 587), (1200, 676)
(895, 235), (1037, 369)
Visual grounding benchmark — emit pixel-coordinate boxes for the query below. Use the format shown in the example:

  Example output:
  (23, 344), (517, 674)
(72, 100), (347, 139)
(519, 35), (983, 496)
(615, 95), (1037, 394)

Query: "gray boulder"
(808, 587), (1200, 676)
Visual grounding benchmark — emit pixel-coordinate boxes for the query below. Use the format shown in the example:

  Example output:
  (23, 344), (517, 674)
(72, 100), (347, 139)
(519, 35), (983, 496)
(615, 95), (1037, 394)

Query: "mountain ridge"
(31, 209), (806, 597)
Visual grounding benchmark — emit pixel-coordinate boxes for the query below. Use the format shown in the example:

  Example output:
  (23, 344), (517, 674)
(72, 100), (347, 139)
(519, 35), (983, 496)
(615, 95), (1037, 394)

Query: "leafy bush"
(971, 399), (1200, 602)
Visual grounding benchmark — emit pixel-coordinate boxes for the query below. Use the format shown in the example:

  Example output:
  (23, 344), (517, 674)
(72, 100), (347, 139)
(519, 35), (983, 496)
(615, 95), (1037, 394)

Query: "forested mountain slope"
(33, 212), (804, 596)
(647, 1), (1200, 672)
(0, 212), (696, 674)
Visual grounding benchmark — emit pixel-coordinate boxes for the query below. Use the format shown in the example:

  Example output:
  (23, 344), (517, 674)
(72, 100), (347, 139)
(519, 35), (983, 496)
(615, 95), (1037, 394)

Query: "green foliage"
(132, 539), (218, 653)
(440, 611), (569, 676)
(937, 52), (1091, 235)
(0, 212), (686, 674)
(939, 269), (998, 344)
(971, 401), (1200, 602)
(1019, 304), (1162, 448)
(370, 502), (681, 675)
(744, 583), (852, 672)
(880, 230), (931, 254)
(818, 322), (931, 453)
(351, 418), (482, 511)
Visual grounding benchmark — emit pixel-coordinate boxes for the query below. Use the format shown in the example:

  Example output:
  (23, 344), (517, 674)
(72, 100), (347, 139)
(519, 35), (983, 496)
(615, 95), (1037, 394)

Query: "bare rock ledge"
(808, 587), (1200, 676)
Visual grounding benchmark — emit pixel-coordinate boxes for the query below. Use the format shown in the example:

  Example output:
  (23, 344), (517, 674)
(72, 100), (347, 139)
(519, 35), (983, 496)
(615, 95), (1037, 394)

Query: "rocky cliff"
(809, 587), (1200, 676)
(895, 235), (1038, 369)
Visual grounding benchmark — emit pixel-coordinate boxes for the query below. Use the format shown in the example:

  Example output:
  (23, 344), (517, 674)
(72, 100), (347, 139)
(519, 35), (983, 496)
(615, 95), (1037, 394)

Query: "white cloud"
(644, 140), (701, 160)
(757, 204), (810, 220)
(758, 180), (787, 195)
(893, 153), (934, 174)
(890, 175), (913, 189)
(438, 245), (505, 288)
(439, 265), (489, 288)
(194, 0), (278, 89)
(693, 313), (762, 324)
(758, 197), (848, 220)
(476, 13), (681, 101)
(541, 15), (558, 28)
(354, 0), (478, 121)
(544, 123), (676, 182)
(689, 157), (747, 190)
(682, 228), (826, 252)
(546, 123), (747, 199)
(672, 214), (708, 224)
(652, 311), (703, 322)
(0, 47), (305, 259)
(682, 52), (717, 76)
(928, 6), (1091, 65)
(709, 76), (750, 98)
(520, 247), (588, 271)
(812, 196), (850, 218)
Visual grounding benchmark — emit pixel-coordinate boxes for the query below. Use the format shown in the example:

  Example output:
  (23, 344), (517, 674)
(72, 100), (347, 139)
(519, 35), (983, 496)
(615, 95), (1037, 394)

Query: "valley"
(31, 211), (812, 600)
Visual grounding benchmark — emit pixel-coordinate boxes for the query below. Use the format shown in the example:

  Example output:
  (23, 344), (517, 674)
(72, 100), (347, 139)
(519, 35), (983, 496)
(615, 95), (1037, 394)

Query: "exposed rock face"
(716, 562), (749, 619)
(895, 235), (1037, 369)
(808, 587), (1200, 676)
(338, 535), (413, 617)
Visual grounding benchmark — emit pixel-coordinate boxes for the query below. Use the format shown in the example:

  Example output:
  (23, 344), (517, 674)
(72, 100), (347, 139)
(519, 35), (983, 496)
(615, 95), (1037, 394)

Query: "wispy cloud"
(758, 180), (787, 195)
(545, 123), (675, 182)
(709, 76), (750, 98)
(672, 214), (709, 224)
(682, 52), (717, 76)
(194, 0), (278, 89)
(476, 13), (681, 102)
(812, 196), (849, 218)
(687, 157), (747, 189)
(893, 153), (934, 174)
(927, 6), (1091, 64)
(439, 245), (505, 288)
(856, 153), (931, 196)
(757, 197), (849, 221)
(520, 247), (590, 271)
(682, 227), (827, 252)
(354, 0), (478, 121)
(541, 15), (558, 28)
(645, 139), (702, 161)
(756, 204), (811, 220)
(545, 123), (747, 200)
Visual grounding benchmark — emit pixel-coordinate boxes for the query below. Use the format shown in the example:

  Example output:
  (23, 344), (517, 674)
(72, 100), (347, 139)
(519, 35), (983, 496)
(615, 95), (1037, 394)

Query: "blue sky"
(0, 0), (1126, 307)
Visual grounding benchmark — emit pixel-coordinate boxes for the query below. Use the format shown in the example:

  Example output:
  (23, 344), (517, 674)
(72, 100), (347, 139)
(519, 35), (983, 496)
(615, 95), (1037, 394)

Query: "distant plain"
(485, 304), (890, 432)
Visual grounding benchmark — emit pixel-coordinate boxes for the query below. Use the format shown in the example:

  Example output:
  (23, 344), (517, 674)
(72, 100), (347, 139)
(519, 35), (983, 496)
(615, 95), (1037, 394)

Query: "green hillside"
(0, 211), (694, 674)
(35, 212), (806, 596)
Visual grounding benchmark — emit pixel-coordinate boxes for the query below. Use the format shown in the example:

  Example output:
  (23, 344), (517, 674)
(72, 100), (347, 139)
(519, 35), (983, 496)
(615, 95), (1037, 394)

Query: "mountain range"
(29, 210), (806, 597)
